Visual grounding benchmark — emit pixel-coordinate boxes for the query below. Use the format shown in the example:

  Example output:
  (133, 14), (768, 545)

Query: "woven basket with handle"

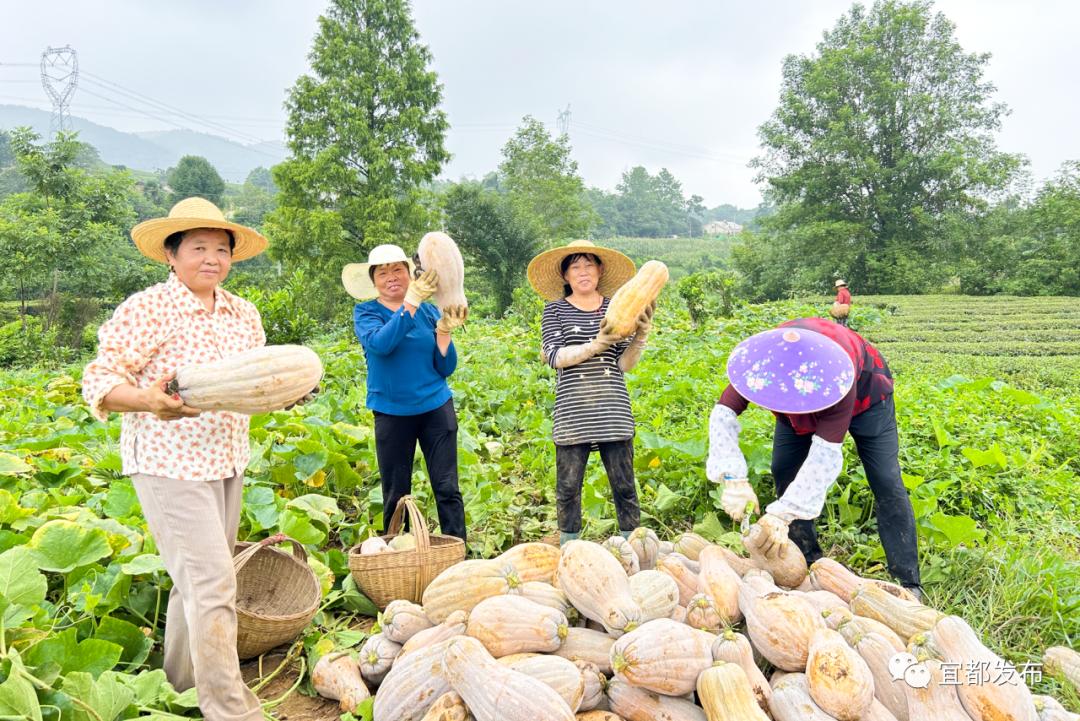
(348, 495), (465, 609)
(234, 533), (321, 659)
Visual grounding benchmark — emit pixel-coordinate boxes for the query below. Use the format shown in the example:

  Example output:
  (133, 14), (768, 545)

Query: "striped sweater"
(540, 298), (635, 445)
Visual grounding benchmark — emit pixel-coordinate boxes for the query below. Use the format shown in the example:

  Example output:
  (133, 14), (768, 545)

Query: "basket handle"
(233, 532), (308, 573)
(385, 496), (435, 599)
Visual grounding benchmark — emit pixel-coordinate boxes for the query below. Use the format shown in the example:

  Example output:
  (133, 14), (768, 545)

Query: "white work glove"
(404, 268), (438, 308)
(552, 318), (621, 368)
(706, 404), (748, 482)
(765, 435), (845, 523)
(746, 513), (792, 559)
(720, 479), (760, 522)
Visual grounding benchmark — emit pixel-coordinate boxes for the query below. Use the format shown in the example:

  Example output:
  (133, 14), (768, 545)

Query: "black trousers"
(555, 439), (640, 534)
(373, 399), (466, 541)
(771, 396), (920, 587)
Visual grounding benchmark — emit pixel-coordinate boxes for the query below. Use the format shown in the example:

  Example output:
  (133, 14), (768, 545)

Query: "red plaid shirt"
(720, 317), (893, 442)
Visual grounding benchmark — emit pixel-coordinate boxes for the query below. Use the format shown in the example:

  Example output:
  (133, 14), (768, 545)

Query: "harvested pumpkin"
(603, 260), (668, 338)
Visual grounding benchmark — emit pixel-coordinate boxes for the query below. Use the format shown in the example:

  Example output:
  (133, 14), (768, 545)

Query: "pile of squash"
(311, 529), (1080, 721)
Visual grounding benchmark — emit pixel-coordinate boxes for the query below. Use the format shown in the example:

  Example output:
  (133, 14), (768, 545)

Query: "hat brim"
(527, 245), (636, 301)
(726, 328), (856, 414)
(131, 216), (268, 263)
(341, 260), (416, 300)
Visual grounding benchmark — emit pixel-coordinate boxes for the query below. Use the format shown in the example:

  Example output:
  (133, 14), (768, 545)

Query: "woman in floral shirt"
(82, 198), (268, 721)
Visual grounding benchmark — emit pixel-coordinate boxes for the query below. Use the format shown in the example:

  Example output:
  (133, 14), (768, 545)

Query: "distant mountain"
(0, 105), (286, 182)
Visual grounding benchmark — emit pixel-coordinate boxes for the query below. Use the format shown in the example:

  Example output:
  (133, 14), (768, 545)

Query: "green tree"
(266, 0), (449, 316)
(0, 129), (135, 334)
(745, 0), (1022, 295)
(245, 166), (277, 194)
(498, 117), (596, 242)
(443, 182), (542, 316)
(166, 155), (226, 206)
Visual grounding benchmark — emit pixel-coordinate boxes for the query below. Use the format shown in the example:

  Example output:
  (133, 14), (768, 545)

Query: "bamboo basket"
(830, 301), (851, 319)
(234, 533), (321, 659)
(347, 495), (465, 609)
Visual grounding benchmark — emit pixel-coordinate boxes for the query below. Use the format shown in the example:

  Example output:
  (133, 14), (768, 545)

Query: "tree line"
(2, 0), (1079, 365)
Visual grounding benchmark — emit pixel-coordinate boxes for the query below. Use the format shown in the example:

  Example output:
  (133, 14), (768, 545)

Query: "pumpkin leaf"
(27, 519), (112, 573)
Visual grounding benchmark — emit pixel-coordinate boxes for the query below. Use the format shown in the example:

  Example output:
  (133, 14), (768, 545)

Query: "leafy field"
(0, 293), (1077, 718)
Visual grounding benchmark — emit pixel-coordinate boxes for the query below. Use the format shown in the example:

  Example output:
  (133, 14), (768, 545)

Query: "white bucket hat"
(341, 244), (416, 300)
(835, 279), (848, 287)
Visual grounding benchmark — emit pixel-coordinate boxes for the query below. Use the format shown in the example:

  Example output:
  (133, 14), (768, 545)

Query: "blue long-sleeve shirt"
(353, 300), (457, 415)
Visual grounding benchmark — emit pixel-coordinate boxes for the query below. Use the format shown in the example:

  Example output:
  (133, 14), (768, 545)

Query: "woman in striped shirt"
(527, 240), (654, 544)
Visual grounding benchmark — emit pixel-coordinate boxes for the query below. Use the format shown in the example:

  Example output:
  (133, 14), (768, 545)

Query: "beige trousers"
(132, 473), (262, 721)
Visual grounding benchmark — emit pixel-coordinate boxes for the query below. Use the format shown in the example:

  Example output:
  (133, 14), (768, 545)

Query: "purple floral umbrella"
(726, 328), (855, 414)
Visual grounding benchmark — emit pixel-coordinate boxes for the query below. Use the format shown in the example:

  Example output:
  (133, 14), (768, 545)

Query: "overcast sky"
(2, 0), (1077, 207)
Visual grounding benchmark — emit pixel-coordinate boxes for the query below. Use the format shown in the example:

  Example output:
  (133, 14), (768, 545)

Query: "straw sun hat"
(341, 244), (416, 300)
(835, 279), (848, 287)
(526, 240), (636, 301)
(130, 197), (268, 263)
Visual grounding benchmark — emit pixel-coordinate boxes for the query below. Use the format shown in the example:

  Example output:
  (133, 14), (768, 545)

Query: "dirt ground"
(243, 619), (375, 721)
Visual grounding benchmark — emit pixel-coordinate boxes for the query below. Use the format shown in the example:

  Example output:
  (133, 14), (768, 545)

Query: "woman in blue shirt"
(342, 244), (468, 540)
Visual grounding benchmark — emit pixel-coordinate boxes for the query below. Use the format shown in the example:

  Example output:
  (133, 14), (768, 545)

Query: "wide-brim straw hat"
(527, 239), (636, 301)
(131, 197), (268, 263)
(341, 244), (416, 300)
(835, 279), (848, 287)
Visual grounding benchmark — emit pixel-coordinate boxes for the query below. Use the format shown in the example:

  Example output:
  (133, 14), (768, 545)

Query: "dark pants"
(373, 399), (466, 541)
(771, 396), (920, 588)
(555, 439), (640, 534)
(836, 316), (849, 327)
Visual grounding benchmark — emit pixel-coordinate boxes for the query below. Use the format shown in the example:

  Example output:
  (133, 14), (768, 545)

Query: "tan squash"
(822, 606), (853, 630)
(169, 344), (323, 414)
(800, 589), (849, 618)
(697, 545), (742, 626)
(604, 536), (641, 576)
(1043, 647), (1080, 694)
(931, 615), (1037, 721)
(805, 628), (875, 721)
(417, 231), (468, 310)
(554, 627), (617, 674)
(840, 629), (909, 721)
(557, 540), (641, 637)
(697, 662), (771, 721)
(358, 632), (402, 686)
(610, 618), (715, 696)
(606, 677), (707, 721)
(836, 613), (906, 652)
(518, 580), (579, 623)
(862, 699), (901, 721)
(382, 600), (434, 644)
(628, 569), (680, 623)
(657, 554), (701, 606)
(627, 527), (661, 571)
(499, 653), (586, 712)
(742, 523), (808, 589)
(810, 558), (916, 603)
(373, 637), (456, 721)
(497, 542), (560, 585)
(710, 629), (771, 711)
(442, 636), (575, 721)
(422, 559), (522, 623)
(768, 672), (839, 721)
(574, 660), (606, 712)
(400, 609), (469, 657)
(850, 584), (943, 642)
(716, 546), (756, 577)
(575, 713), (625, 721)
(684, 594), (724, 633)
(739, 583), (825, 671)
(901, 657), (977, 721)
(311, 652), (370, 713)
(1033, 695), (1076, 721)
(420, 691), (473, 721)
(670, 604), (688, 624)
(673, 532), (710, 562)
(603, 260), (669, 337)
(466, 595), (568, 657)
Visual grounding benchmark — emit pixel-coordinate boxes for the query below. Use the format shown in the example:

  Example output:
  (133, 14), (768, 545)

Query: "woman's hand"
(143, 373), (201, 421)
(635, 301), (656, 335)
(594, 318), (622, 349)
(436, 305), (468, 334)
